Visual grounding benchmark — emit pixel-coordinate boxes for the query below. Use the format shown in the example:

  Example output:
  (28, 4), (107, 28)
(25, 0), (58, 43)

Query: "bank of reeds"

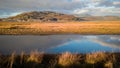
(0, 51), (120, 68)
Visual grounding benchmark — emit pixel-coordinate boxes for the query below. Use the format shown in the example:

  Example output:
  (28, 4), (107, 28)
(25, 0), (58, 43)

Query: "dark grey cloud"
(0, 0), (86, 18)
(0, 0), (85, 10)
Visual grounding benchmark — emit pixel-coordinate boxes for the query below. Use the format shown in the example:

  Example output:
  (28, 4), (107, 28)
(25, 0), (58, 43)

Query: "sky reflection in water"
(0, 35), (120, 54)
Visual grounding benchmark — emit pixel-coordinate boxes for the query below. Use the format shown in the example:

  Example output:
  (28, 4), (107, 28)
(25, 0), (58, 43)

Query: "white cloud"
(113, 1), (120, 5)
(94, 36), (120, 48)
(91, 0), (102, 3)
(73, 9), (89, 14)
(73, 7), (120, 16)
(73, 0), (81, 2)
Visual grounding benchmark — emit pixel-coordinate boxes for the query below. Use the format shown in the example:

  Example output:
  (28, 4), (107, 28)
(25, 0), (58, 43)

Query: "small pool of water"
(0, 35), (120, 55)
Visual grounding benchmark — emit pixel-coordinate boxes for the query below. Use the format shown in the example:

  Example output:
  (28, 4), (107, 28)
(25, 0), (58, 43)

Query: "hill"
(1, 11), (81, 22)
(0, 11), (120, 22)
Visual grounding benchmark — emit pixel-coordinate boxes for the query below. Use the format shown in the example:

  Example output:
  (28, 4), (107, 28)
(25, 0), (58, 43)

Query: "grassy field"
(0, 21), (120, 35)
(0, 51), (120, 68)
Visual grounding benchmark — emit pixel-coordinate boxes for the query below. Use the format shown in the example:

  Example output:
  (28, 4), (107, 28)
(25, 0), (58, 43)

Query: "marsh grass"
(85, 52), (117, 68)
(58, 52), (81, 67)
(104, 53), (116, 68)
(49, 59), (57, 68)
(0, 53), (2, 66)
(0, 21), (120, 35)
(86, 52), (107, 64)
(20, 51), (25, 64)
(105, 61), (113, 68)
(8, 52), (16, 68)
(27, 50), (44, 63)
(0, 51), (120, 68)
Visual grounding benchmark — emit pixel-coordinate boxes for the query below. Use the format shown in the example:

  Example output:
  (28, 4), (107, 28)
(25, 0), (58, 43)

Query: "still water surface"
(0, 35), (120, 55)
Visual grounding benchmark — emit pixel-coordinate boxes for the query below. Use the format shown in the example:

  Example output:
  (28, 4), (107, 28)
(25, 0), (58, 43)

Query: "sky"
(0, 0), (120, 18)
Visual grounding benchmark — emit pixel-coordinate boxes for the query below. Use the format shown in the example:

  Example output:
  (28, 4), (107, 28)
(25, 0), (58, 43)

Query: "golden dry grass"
(0, 51), (119, 68)
(20, 51), (25, 64)
(86, 52), (107, 64)
(58, 52), (80, 66)
(104, 61), (113, 68)
(27, 50), (44, 63)
(8, 52), (16, 68)
(0, 21), (120, 35)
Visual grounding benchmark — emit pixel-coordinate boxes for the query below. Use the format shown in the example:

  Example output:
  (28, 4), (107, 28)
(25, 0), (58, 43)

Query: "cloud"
(0, 0), (85, 10)
(73, 7), (120, 16)
(0, 9), (24, 18)
(113, 1), (120, 5)
(73, 9), (89, 14)
(93, 0), (120, 7)
(113, 1), (120, 7)
(0, 0), (86, 18)
(93, 35), (120, 48)
(0, 0), (120, 18)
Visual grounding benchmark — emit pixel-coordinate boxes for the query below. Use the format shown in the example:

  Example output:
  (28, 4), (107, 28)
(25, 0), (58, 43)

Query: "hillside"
(0, 11), (120, 22)
(1, 11), (81, 22)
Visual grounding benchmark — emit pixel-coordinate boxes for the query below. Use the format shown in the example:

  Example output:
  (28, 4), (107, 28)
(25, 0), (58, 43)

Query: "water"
(0, 35), (120, 55)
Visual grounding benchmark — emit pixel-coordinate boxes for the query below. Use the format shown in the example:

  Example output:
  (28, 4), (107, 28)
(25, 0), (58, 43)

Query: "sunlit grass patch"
(105, 61), (113, 68)
(58, 52), (81, 66)
(86, 52), (107, 64)
(0, 21), (120, 35)
(27, 50), (44, 63)
(8, 52), (16, 68)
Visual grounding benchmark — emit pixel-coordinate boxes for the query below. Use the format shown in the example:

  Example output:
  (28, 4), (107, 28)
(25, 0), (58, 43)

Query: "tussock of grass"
(27, 50), (44, 63)
(105, 61), (113, 68)
(86, 52), (107, 64)
(8, 52), (16, 68)
(20, 51), (25, 64)
(49, 59), (57, 68)
(85, 52), (117, 68)
(58, 52), (80, 66)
